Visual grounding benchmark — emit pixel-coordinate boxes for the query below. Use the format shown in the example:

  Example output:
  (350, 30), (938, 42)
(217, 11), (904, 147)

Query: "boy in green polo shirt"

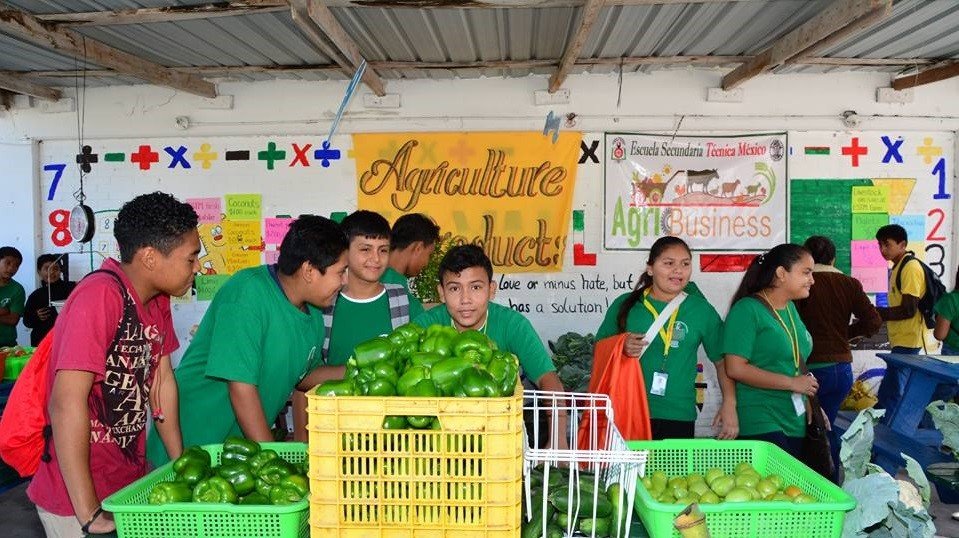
(412, 244), (567, 447)
(381, 213), (440, 312)
(147, 215), (349, 465)
(0, 246), (25, 347)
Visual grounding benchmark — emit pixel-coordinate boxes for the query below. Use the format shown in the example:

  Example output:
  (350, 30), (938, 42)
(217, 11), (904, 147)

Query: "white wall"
(0, 141), (39, 346)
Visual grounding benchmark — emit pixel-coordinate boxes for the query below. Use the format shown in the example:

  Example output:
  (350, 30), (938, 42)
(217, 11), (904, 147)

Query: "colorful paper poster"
(851, 213), (888, 240)
(223, 220), (261, 247)
(602, 133), (787, 250)
(186, 197), (222, 223)
(196, 274), (230, 301)
(224, 194), (262, 221)
(850, 240), (886, 268)
(264, 250), (280, 265)
(353, 131), (581, 273)
(890, 214), (925, 242)
(852, 266), (888, 293)
(225, 248), (261, 273)
(851, 186), (889, 213)
(264, 217), (293, 244)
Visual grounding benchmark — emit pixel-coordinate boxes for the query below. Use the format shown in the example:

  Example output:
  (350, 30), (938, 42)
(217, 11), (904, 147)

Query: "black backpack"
(894, 252), (947, 329)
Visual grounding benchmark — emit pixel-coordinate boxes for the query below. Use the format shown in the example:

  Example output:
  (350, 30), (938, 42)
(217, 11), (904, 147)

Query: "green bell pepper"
(430, 356), (475, 390)
(221, 450), (252, 465)
(269, 474), (310, 505)
(192, 476), (238, 504)
(452, 330), (494, 363)
(223, 436), (260, 458)
(172, 446), (211, 474)
(419, 326), (457, 357)
(408, 351), (444, 369)
(372, 362), (398, 382)
(387, 323), (422, 348)
(353, 336), (394, 367)
(408, 379), (439, 397)
(487, 352), (519, 396)
(461, 367), (498, 398)
(315, 378), (355, 396)
(396, 365), (430, 396)
(239, 491), (271, 505)
(366, 377), (397, 396)
(217, 462), (256, 496)
(382, 415), (408, 429)
(257, 458), (296, 487)
(148, 481), (193, 504)
(177, 460), (212, 486)
(407, 415), (435, 429)
(247, 449), (279, 474)
(396, 341), (418, 362)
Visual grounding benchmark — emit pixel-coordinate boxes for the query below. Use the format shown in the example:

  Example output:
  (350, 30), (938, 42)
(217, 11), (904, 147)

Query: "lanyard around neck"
(641, 289), (681, 358)
(760, 292), (800, 372)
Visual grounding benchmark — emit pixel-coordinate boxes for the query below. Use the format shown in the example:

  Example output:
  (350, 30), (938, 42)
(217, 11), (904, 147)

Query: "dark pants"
(811, 363), (853, 467)
(739, 431), (804, 460)
(650, 419), (695, 440)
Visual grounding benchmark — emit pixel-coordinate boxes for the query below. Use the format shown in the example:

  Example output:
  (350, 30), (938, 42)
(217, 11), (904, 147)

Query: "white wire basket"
(523, 390), (648, 538)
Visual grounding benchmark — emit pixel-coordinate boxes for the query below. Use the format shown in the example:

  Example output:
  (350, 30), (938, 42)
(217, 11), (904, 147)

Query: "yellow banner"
(354, 132), (581, 273)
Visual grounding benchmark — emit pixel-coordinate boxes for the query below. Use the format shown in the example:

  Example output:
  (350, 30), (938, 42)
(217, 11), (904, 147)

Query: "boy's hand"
(37, 307), (53, 321)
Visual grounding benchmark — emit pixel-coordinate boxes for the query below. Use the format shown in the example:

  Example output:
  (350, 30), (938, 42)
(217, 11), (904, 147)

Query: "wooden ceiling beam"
(35, 2), (287, 27)
(548, 0), (603, 93)
(0, 71), (61, 100)
(0, 6), (216, 97)
(891, 61), (959, 90)
(293, 0), (386, 96)
(722, 0), (892, 90)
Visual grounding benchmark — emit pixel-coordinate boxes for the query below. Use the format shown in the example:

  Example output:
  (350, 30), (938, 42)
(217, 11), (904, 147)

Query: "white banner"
(604, 132), (787, 250)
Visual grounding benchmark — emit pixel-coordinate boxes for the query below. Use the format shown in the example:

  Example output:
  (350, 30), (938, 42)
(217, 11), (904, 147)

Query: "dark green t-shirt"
(413, 302), (555, 384)
(722, 297), (812, 438)
(934, 291), (959, 351)
(597, 291), (723, 421)
(0, 279), (25, 346)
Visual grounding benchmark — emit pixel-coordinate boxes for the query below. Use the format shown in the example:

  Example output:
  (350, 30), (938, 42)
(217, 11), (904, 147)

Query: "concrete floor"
(1, 479), (957, 537)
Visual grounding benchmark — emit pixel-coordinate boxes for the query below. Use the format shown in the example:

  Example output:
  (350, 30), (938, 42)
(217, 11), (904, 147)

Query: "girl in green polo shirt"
(722, 243), (820, 459)
(596, 236), (737, 440)
(934, 267), (959, 355)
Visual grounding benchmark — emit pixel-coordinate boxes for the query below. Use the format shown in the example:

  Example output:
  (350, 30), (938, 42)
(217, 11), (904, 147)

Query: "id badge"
(791, 393), (806, 416)
(651, 371), (668, 396)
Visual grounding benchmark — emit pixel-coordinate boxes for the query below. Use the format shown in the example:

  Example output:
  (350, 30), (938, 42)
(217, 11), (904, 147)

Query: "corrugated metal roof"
(0, 1), (957, 91)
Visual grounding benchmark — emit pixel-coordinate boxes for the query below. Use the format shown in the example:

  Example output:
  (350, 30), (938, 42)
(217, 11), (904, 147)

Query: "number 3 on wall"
(925, 243), (946, 278)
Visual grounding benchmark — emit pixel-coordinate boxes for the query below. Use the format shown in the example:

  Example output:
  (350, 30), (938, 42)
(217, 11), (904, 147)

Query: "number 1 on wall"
(933, 157), (951, 200)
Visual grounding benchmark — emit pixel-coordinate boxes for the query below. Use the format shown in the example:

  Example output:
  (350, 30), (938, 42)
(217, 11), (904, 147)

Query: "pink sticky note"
(264, 250), (279, 265)
(850, 240), (886, 268)
(851, 266), (888, 293)
(264, 217), (293, 244)
(187, 198), (222, 224)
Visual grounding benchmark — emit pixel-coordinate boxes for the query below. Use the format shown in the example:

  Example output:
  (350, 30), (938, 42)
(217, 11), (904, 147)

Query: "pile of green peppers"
(315, 323), (520, 415)
(147, 437), (310, 506)
(523, 466), (629, 538)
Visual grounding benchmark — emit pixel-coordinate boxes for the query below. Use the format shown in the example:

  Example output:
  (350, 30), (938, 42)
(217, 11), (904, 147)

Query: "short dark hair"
(36, 253), (60, 273)
(391, 213), (440, 251)
(438, 244), (493, 284)
(340, 210), (390, 243)
(803, 236), (836, 265)
(114, 192), (199, 263)
(0, 246), (22, 263)
(277, 215), (348, 276)
(876, 224), (907, 244)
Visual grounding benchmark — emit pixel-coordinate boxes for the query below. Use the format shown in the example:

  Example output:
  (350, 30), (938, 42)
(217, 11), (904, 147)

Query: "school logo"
(671, 321), (689, 347)
(611, 137), (626, 161)
(769, 139), (784, 161)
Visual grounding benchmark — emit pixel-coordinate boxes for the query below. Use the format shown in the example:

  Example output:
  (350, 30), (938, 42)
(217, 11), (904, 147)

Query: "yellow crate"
(306, 385), (524, 537)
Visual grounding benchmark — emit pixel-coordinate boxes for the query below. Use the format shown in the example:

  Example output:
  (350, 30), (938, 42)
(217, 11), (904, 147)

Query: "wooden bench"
(834, 410), (953, 474)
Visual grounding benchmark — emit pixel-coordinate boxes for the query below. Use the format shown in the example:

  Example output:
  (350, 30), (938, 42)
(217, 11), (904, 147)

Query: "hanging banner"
(354, 131), (582, 273)
(604, 132), (787, 250)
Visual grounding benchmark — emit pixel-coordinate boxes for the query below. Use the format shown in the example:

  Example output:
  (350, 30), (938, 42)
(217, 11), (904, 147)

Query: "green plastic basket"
(626, 439), (856, 538)
(102, 442), (309, 538)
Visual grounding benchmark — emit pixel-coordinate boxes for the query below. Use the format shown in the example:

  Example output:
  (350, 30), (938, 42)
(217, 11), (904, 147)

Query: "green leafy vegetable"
(926, 400), (959, 458)
(547, 332), (594, 392)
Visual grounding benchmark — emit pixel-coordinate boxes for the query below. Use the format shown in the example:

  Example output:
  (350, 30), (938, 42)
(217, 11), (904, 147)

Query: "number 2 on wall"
(927, 208), (947, 241)
(933, 157), (951, 200)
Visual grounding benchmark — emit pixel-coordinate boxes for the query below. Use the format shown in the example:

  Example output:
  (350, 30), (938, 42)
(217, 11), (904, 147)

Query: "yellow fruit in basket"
(724, 487), (753, 502)
(688, 481), (711, 497)
(687, 473), (705, 485)
(658, 492), (676, 504)
(710, 475), (735, 496)
(641, 476), (654, 490)
(772, 493), (793, 502)
(783, 485), (803, 498)
(705, 468), (725, 485)
(756, 478), (778, 498)
(699, 491), (720, 504)
(671, 486), (688, 500)
(794, 493), (816, 504)
(668, 476), (688, 490)
(745, 487), (761, 501)
(735, 462), (756, 475)
(677, 493), (699, 505)
(651, 471), (668, 490)
(734, 473), (759, 488)
(766, 473), (784, 491)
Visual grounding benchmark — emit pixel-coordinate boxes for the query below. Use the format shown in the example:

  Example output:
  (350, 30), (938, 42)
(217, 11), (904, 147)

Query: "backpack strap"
(894, 252), (918, 294)
(384, 284), (410, 329)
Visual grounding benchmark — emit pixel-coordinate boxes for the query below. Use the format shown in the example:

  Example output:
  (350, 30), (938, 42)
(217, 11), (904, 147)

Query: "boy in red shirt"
(27, 192), (200, 537)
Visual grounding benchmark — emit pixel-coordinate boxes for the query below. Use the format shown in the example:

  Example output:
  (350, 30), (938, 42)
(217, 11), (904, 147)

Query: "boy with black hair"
(23, 254), (77, 346)
(382, 213), (441, 309)
(28, 192), (200, 537)
(0, 246), (25, 347)
(875, 224), (927, 353)
(323, 210), (424, 366)
(147, 215), (349, 465)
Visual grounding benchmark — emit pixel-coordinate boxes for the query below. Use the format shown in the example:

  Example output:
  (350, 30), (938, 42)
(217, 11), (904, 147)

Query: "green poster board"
(790, 179), (872, 274)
